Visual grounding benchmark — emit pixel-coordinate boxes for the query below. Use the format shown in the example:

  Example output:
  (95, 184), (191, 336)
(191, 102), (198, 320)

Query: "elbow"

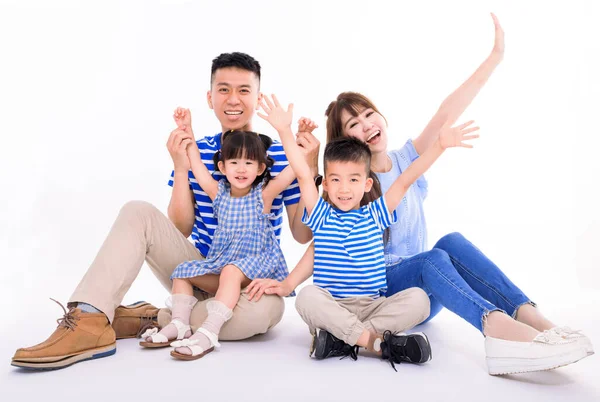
(292, 229), (313, 245)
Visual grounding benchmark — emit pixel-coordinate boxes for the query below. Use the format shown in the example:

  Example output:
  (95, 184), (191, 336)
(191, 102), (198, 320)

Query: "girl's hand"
(245, 278), (292, 302)
(173, 107), (192, 129)
(298, 117), (318, 134)
(439, 120), (480, 149)
(258, 94), (294, 132)
(490, 13), (504, 59)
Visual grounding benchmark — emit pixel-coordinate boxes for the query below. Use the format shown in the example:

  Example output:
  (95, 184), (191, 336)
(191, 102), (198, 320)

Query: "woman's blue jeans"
(385, 232), (532, 333)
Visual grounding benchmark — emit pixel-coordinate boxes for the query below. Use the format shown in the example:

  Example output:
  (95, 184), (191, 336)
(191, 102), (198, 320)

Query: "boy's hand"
(173, 107), (193, 135)
(245, 278), (292, 302)
(439, 120), (480, 150)
(297, 117), (318, 134)
(258, 94), (293, 132)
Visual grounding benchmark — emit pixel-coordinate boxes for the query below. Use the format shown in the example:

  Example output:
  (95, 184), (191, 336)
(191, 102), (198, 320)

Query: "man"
(11, 52), (320, 370)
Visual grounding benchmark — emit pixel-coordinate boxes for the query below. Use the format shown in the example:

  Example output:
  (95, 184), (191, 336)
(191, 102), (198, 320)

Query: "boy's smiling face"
(323, 160), (373, 211)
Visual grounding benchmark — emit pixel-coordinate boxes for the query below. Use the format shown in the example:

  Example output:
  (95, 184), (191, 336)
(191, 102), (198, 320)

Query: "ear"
(256, 92), (263, 110)
(322, 177), (328, 192)
(217, 160), (226, 174)
(364, 177), (374, 193)
(258, 162), (266, 176)
(207, 90), (213, 109)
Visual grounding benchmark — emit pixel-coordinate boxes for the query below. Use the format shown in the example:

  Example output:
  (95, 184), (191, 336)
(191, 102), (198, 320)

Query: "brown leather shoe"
(12, 299), (116, 370)
(112, 301), (160, 339)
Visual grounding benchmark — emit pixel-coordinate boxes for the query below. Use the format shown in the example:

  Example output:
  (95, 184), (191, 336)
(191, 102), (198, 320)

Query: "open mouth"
(235, 176), (248, 181)
(225, 111), (243, 115)
(337, 197), (352, 202)
(366, 130), (381, 144)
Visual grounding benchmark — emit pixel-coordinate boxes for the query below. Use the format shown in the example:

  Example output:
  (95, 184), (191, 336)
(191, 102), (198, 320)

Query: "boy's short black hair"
(323, 136), (371, 173)
(211, 52), (261, 85)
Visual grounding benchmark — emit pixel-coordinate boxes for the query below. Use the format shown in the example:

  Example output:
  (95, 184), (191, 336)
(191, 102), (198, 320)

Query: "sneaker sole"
(11, 343), (117, 371)
(486, 347), (589, 375)
(410, 332), (432, 363)
(314, 330), (329, 360)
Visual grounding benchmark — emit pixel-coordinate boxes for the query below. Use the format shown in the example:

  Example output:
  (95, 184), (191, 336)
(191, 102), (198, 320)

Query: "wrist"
(174, 168), (190, 176)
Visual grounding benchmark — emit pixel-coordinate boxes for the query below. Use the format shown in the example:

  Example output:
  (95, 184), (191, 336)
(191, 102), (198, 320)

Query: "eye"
(349, 122), (357, 129)
(331, 178), (339, 182)
(219, 88), (229, 93)
(230, 160), (237, 164)
(351, 178), (359, 182)
(240, 89), (250, 94)
(366, 111), (374, 118)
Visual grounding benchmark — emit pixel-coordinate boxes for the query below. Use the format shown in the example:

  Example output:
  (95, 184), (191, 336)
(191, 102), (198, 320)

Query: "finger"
(271, 94), (280, 108)
(264, 285), (280, 295)
(491, 12), (500, 27)
(460, 143), (474, 149)
(456, 120), (475, 130)
(462, 134), (480, 141)
(288, 103), (294, 114)
(254, 287), (266, 302)
(257, 112), (268, 120)
(179, 138), (192, 151)
(259, 99), (271, 113)
(245, 280), (258, 294)
(263, 95), (275, 110)
(296, 136), (310, 148)
(461, 126), (480, 135)
(246, 284), (259, 301)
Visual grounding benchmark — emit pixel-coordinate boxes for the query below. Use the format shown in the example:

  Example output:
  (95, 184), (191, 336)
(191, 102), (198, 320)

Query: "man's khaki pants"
(295, 285), (430, 345)
(69, 201), (284, 340)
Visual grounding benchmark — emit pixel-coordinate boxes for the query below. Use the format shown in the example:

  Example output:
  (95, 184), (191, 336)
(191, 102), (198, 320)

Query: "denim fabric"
(385, 232), (532, 333)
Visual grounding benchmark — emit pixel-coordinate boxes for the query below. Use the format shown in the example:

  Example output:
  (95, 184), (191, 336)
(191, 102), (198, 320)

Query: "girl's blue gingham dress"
(171, 179), (290, 282)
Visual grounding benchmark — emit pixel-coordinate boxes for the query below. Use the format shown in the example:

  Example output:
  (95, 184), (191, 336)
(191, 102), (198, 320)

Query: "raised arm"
(258, 95), (320, 216)
(413, 13), (504, 155)
(171, 108), (219, 201)
(262, 165), (296, 212)
(385, 121), (480, 212)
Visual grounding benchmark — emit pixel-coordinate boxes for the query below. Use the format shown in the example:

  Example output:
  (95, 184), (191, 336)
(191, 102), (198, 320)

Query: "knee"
(295, 285), (322, 313)
(119, 200), (159, 220)
(423, 248), (450, 265)
(434, 232), (466, 250)
(403, 287), (431, 319)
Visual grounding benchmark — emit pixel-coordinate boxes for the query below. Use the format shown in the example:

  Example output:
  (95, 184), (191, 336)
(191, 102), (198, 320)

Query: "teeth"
(367, 131), (380, 141)
(225, 111), (242, 115)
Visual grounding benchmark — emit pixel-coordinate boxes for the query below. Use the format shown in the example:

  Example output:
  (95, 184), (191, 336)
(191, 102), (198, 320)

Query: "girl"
(140, 108), (295, 361)
(255, 94), (478, 369)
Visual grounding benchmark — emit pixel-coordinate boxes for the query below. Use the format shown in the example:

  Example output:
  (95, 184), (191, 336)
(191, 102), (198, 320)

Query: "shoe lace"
(136, 314), (159, 338)
(328, 336), (359, 361)
(50, 298), (80, 331)
(382, 330), (406, 372)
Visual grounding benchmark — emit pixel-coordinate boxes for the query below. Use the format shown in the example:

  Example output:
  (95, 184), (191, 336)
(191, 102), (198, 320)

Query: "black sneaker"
(380, 331), (432, 371)
(310, 329), (359, 361)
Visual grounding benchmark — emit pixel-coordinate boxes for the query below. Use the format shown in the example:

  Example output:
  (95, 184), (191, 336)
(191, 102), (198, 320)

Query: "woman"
(320, 14), (593, 375)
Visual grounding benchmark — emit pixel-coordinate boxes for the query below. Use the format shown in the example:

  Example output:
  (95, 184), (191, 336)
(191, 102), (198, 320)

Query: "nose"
(361, 118), (373, 133)
(227, 92), (240, 105)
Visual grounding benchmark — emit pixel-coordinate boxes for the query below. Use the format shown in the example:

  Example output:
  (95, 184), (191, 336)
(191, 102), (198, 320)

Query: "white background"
(1, 1), (599, 400)
(0, 0), (598, 336)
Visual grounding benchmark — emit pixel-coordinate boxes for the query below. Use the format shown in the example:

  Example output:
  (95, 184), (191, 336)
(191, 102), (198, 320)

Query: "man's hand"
(167, 127), (195, 173)
(173, 107), (192, 131)
(245, 278), (293, 302)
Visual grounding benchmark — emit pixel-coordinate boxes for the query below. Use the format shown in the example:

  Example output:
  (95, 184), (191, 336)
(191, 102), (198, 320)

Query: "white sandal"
(170, 327), (220, 360)
(139, 319), (190, 348)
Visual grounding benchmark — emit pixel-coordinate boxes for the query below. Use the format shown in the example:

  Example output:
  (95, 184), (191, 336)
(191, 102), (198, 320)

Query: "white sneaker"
(550, 326), (594, 355)
(485, 330), (589, 375)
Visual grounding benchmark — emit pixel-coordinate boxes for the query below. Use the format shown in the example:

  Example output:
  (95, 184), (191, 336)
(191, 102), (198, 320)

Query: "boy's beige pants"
(295, 285), (430, 345)
(69, 201), (283, 341)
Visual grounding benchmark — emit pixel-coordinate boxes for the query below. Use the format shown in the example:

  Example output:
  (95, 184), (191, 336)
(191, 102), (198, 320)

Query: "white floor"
(2, 292), (599, 402)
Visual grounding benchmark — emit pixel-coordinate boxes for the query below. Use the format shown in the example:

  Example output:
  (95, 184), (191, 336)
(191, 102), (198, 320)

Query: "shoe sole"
(487, 347), (589, 375)
(170, 347), (214, 361)
(11, 343), (116, 371)
(313, 330), (329, 360)
(410, 332), (432, 363)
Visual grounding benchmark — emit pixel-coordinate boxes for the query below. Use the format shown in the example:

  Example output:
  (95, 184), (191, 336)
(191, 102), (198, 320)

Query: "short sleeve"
(366, 196), (398, 231)
(389, 139), (428, 200)
(301, 197), (331, 234)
